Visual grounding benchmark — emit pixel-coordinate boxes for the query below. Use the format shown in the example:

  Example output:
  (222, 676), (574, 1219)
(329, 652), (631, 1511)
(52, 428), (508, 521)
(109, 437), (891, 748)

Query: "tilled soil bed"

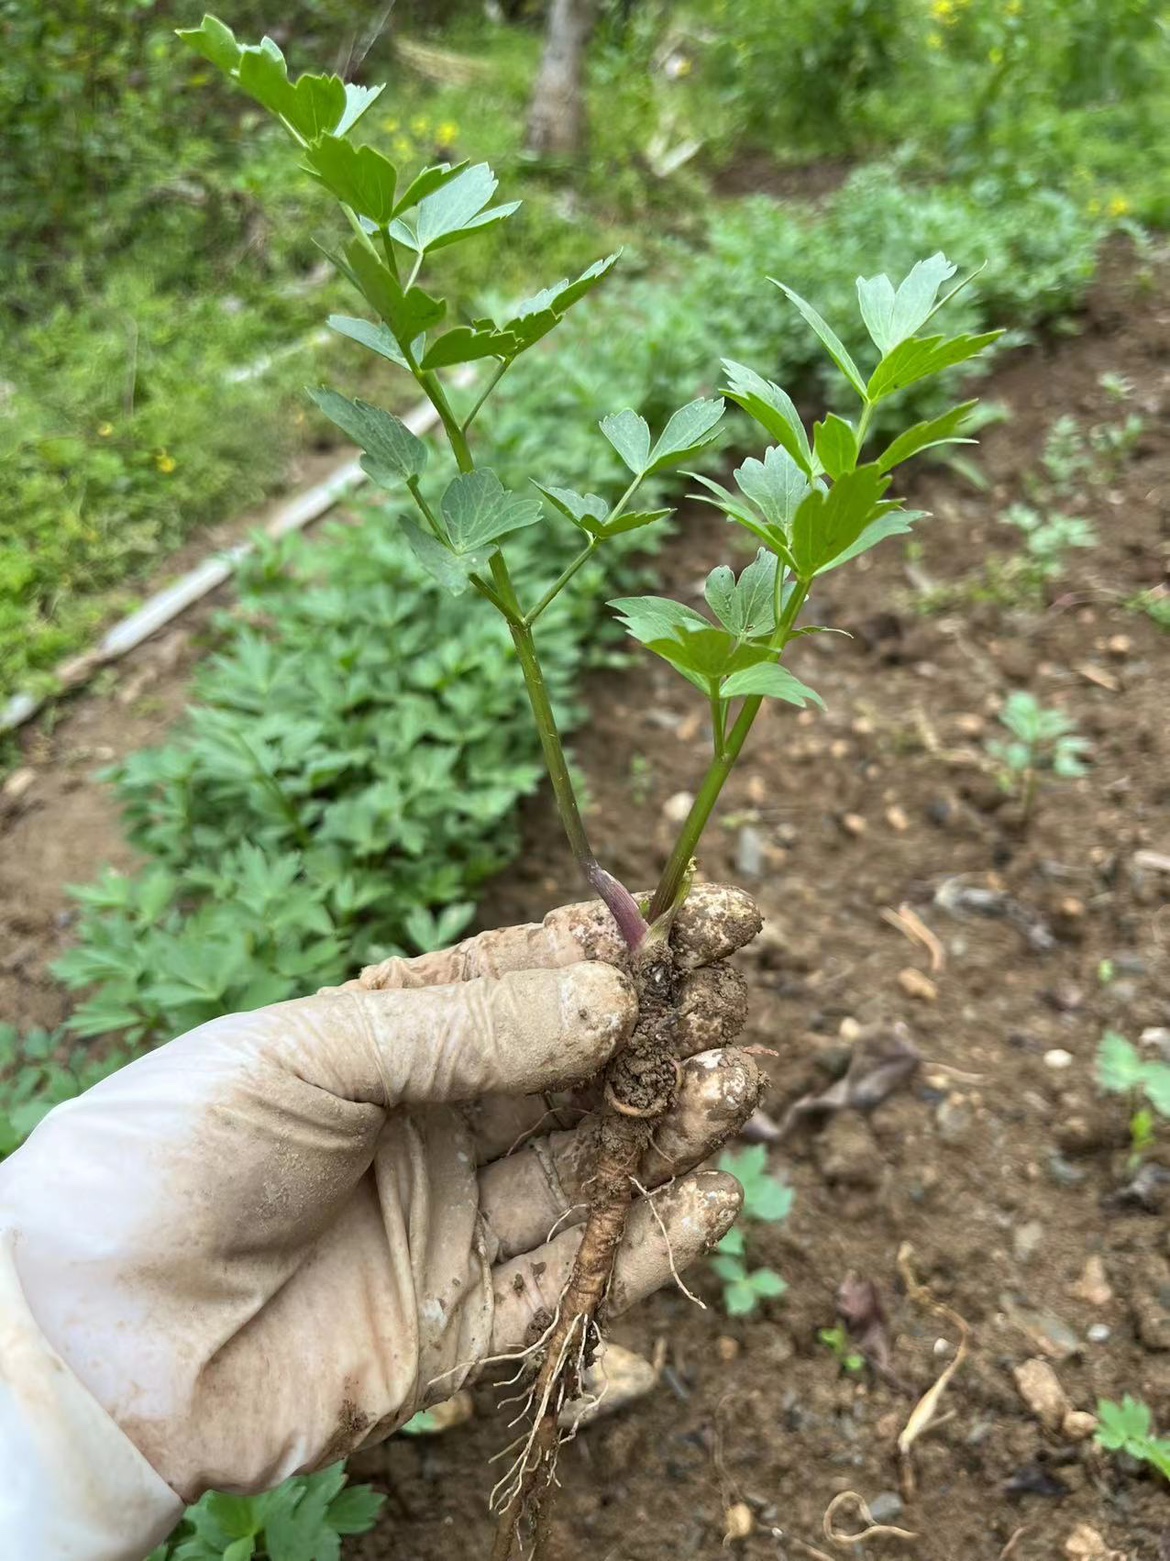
(349, 249), (1170, 1559)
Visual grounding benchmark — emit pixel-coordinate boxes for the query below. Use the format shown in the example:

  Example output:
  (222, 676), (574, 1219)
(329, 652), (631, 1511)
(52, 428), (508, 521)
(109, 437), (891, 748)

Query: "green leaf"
(502, 254), (620, 357)
(400, 519), (489, 596)
(440, 470), (543, 551)
(392, 164), (519, 253)
(326, 1484), (386, 1536)
(857, 253), (957, 355)
(725, 1279), (761, 1316)
(813, 413), (858, 478)
(733, 447), (813, 537)
(721, 663), (823, 708)
(722, 360), (813, 475)
(771, 279), (868, 400)
(336, 82), (385, 137)
(867, 331), (1002, 402)
(600, 409), (652, 474)
(647, 397), (725, 473)
(790, 463), (891, 578)
(392, 161), (469, 218)
(716, 1225), (746, 1257)
(608, 595), (709, 647)
(326, 315), (409, 371)
(704, 550), (778, 639)
(302, 140), (397, 224)
(342, 238), (445, 344)
(597, 507), (673, 538)
(306, 388), (427, 481)
(237, 43), (346, 141)
(749, 1268), (788, 1299)
(223, 1540), (256, 1561)
(420, 324), (516, 370)
(204, 1494), (262, 1541)
(533, 483), (608, 529)
(177, 15), (244, 73)
(1096, 1395), (1152, 1450)
(710, 1253), (748, 1283)
(815, 507), (922, 573)
(1096, 1031), (1146, 1094)
(1144, 1067), (1170, 1118)
(876, 401), (977, 473)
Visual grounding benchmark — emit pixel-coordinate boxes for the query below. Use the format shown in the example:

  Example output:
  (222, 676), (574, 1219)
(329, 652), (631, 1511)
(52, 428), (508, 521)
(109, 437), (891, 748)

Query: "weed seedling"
(1095, 1396), (1170, 1482)
(710, 1144), (793, 1315)
(1097, 1029), (1170, 1163)
(986, 691), (1090, 826)
(999, 502), (1097, 589)
(177, 20), (1001, 1552)
(818, 1325), (866, 1376)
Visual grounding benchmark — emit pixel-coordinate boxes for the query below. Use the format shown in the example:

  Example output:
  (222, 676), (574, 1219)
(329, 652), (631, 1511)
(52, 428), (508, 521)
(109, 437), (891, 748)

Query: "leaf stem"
(710, 689), (726, 758)
(524, 541), (597, 627)
(406, 477), (445, 541)
(648, 577), (812, 922)
(462, 360), (509, 432)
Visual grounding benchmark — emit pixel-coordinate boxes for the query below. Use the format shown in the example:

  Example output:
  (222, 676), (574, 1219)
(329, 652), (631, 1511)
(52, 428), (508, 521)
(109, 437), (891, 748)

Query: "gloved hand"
(0, 884), (761, 1512)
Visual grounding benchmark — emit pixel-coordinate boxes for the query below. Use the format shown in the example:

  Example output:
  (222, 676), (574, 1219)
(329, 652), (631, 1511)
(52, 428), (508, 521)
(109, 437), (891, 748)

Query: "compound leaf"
(600, 409), (652, 474)
(440, 469), (543, 551)
(772, 279), (868, 400)
(307, 388), (426, 481)
(722, 359), (813, 475)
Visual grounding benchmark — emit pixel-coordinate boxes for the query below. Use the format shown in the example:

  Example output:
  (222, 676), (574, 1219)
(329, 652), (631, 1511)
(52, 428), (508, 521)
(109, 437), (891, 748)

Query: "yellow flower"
(930, 0), (953, 20)
(927, 30), (944, 49)
(410, 115), (430, 137)
(436, 120), (459, 146)
(380, 115), (399, 133)
(393, 136), (413, 160)
(1004, 0), (1021, 13)
(1107, 195), (1131, 218)
(989, 45), (1004, 64)
(96, 422), (114, 438)
(155, 451), (177, 474)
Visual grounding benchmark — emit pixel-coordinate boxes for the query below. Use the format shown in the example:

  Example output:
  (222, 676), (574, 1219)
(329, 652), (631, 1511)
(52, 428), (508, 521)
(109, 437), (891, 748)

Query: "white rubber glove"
(0, 885), (760, 1561)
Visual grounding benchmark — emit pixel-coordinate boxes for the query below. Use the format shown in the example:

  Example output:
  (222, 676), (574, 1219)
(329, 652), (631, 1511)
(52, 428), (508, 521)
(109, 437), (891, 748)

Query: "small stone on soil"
(867, 1491), (904, 1525)
(662, 790), (695, 824)
(1013, 1220), (1044, 1264)
(723, 1501), (754, 1542)
(1070, 1255), (1113, 1308)
(1044, 1048), (1075, 1070)
(841, 812), (867, 837)
(735, 825), (766, 881)
(1064, 1522), (1126, 1561)
(898, 967), (937, 1002)
(1012, 1357), (1071, 1431)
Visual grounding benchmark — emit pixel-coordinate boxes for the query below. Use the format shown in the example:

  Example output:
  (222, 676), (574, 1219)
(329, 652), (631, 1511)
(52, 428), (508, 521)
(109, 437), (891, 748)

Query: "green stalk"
(647, 577), (811, 924)
(525, 541), (597, 627)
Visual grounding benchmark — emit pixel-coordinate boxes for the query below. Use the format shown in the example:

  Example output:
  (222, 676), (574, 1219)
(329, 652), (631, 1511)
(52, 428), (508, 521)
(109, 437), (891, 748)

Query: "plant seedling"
(177, 20), (1001, 1554)
(986, 691), (1090, 826)
(710, 1144), (794, 1316)
(1097, 1029), (1170, 1163)
(1095, 1396), (1170, 1482)
(999, 502), (1097, 587)
(818, 1324), (866, 1376)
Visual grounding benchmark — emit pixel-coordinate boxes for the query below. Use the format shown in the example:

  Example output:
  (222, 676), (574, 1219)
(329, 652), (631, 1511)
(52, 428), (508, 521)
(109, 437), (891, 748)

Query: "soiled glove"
(0, 884), (760, 1554)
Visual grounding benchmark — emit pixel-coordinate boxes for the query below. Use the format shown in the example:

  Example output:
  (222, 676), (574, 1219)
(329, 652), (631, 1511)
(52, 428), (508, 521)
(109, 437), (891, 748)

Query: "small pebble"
(1070, 1255), (1112, 1308)
(867, 1491), (904, 1525)
(735, 826), (766, 881)
(936, 1096), (973, 1144)
(1013, 1220), (1044, 1264)
(885, 804), (910, 832)
(1044, 1048), (1075, 1070)
(841, 812), (867, 837)
(716, 1336), (740, 1363)
(723, 1501), (754, 1542)
(1087, 1324), (1111, 1344)
(662, 790), (694, 824)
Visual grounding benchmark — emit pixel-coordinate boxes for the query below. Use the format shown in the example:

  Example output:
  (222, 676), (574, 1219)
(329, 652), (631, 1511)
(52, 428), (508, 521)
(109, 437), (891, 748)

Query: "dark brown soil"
(4, 249), (1170, 1557)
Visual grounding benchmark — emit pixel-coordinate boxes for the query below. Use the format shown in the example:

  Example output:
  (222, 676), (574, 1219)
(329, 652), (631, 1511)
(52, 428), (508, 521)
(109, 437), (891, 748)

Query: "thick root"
(490, 947), (680, 1560)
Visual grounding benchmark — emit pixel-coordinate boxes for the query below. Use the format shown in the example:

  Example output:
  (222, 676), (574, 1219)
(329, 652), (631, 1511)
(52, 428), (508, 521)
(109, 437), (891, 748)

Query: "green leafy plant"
(144, 1462), (384, 1561)
(999, 502), (1097, 588)
(710, 1144), (793, 1315)
(1095, 1396), (1170, 1482)
(176, 23), (1001, 1551)
(985, 691), (1090, 826)
(817, 1325), (866, 1376)
(1097, 1029), (1170, 1162)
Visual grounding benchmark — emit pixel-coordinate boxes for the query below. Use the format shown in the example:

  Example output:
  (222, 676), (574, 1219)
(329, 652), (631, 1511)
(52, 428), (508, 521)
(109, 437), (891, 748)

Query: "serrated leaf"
(440, 470), (543, 551)
(307, 388), (427, 481)
(813, 413), (858, 478)
(596, 506), (672, 537)
(401, 519), (492, 596)
(647, 397), (725, 472)
(600, 409), (652, 474)
(772, 279), (868, 400)
(1096, 1396), (1152, 1449)
(342, 238), (445, 344)
(394, 163), (518, 253)
(420, 324), (516, 370)
(238, 44), (346, 141)
(732, 448), (813, 538)
(326, 314), (409, 370)
(857, 253), (957, 355)
(335, 81), (385, 137)
(502, 253), (620, 357)
(533, 483), (608, 528)
(326, 1484), (386, 1536)
(608, 595), (709, 647)
(876, 401), (977, 472)
(1096, 1031), (1147, 1094)
(815, 506), (922, 573)
(868, 330), (1002, 402)
(721, 662), (823, 708)
(790, 463), (891, 578)
(704, 550), (778, 639)
(177, 15), (244, 73)
(690, 471), (780, 553)
(722, 359), (813, 475)
(302, 140), (397, 224)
